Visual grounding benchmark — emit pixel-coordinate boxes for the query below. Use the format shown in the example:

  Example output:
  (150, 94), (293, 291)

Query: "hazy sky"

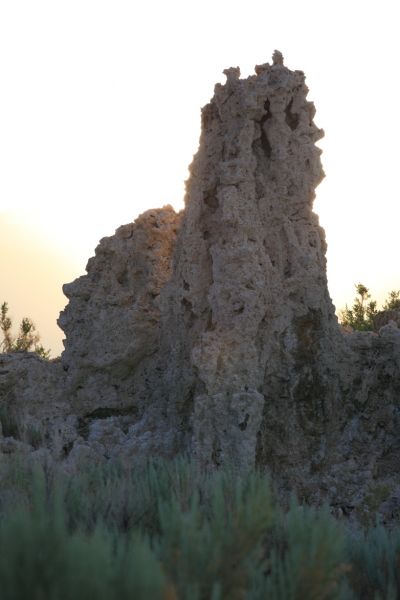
(1, 0), (399, 356)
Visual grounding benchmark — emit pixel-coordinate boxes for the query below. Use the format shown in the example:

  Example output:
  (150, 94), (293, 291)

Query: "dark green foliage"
(0, 404), (20, 438)
(0, 301), (50, 358)
(249, 502), (352, 600)
(347, 524), (400, 600)
(340, 284), (378, 331)
(0, 456), (399, 599)
(382, 290), (400, 311)
(22, 423), (43, 449)
(340, 284), (400, 331)
(157, 469), (274, 599)
(0, 465), (167, 600)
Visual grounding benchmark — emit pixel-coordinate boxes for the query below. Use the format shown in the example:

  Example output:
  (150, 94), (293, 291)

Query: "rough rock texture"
(57, 206), (180, 416)
(0, 353), (70, 458)
(373, 309), (400, 331)
(59, 206), (180, 376)
(332, 324), (400, 524)
(1, 52), (399, 525)
(155, 51), (345, 473)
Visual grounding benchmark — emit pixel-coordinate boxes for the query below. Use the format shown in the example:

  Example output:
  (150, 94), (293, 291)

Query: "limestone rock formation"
(58, 206), (180, 415)
(59, 206), (180, 374)
(154, 52), (344, 471)
(1, 51), (399, 524)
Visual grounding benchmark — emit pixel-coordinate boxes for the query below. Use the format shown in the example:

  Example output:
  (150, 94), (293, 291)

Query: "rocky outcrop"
(58, 205), (180, 416)
(373, 309), (400, 331)
(59, 206), (180, 375)
(0, 352), (70, 458)
(154, 49), (344, 470)
(328, 324), (400, 524)
(1, 52), (399, 525)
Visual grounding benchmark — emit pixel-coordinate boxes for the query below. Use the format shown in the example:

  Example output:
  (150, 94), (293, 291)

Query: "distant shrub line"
(0, 456), (398, 599)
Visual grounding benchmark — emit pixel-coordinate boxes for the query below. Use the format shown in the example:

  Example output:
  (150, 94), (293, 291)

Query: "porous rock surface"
(58, 206), (181, 415)
(1, 52), (399, 524)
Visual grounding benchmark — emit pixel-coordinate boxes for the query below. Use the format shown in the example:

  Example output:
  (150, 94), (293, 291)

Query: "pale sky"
(1, 0), (399, 356)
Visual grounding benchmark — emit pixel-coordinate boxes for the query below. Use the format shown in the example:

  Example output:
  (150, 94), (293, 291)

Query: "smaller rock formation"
(0, 352), (68, 458)
(58, 206), (180, 414)
(373, 309), (400, 331)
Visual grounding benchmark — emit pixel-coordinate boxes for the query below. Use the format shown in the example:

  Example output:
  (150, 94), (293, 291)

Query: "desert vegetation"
(340, 284), (400, 331)
(0, 301), (50, 359)
(0, 456), (398, 599)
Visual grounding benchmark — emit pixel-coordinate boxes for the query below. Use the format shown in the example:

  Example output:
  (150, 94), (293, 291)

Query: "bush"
(0, 301), (50, 359)
(249, 502), (353, 600)
(340, 284), (400, 331)
(2, 457), (389, 599)
(0, 464), (168, 600)
(346, 523), (400, 600)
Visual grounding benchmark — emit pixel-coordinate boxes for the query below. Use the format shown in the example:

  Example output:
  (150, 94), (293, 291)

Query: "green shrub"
(0, 467), (167, 600)
(157, 469), (274, 599)
(247, 501), (352, 600)
(22, 423), (43, 449)
(340, 284), (378, 331)
(347, 524), (400, 600)
(0, 456), (399, 599)
(340, 284), (400, 331)
(0, 301), (50, 358)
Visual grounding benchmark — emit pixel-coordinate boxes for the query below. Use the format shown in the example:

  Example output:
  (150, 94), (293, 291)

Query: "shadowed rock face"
(156, 55), (343, 470)
(1, 52), (399, 525)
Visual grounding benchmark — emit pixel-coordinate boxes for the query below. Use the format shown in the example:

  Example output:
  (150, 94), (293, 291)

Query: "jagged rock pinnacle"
(223, 66), (241, 82)
(272, 49), (284, 65)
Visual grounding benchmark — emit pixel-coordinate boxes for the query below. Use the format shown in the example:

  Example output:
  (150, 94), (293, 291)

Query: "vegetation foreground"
(0, 457), (399, 599)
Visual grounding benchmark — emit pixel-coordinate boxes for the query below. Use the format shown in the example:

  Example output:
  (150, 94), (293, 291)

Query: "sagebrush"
(0, 456), (398, 599)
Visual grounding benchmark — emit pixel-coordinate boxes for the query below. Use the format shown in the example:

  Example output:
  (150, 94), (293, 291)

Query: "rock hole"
(285, 98), (300, 130)
(264, 99), (271, 114)
(259, 100), (272, 159)
(117, 270), (127, 285)
(63, 441), (74, 457)
(203, 188), (219, 212)
(239, 413), (250, 431)
(84, 406), (139, 419)
(206, 312), (215, 331)
(211, 441), (222, 466)
(181, 297), (193, 313)
(260, 130), (272, 158)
